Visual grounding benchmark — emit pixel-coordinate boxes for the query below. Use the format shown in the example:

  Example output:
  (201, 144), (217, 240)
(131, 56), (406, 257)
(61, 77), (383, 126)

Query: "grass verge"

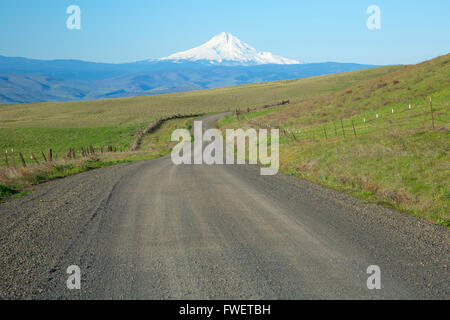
(0, 117), (192, 201)
(217, 54), (450, 226)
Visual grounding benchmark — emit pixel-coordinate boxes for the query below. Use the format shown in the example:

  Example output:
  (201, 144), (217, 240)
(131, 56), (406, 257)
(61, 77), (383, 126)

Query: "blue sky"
(0, 0), (449, 65)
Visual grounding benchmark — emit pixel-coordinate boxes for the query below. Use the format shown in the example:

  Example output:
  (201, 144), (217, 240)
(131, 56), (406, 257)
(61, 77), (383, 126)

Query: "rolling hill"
(0, 57), (378, 104)
(218, 54), (450, 225)
(0, 65), (398, 168)
(0, 33), (379, 104)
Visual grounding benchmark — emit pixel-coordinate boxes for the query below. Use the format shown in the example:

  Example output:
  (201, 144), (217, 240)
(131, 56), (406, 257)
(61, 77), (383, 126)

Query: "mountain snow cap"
(159, 32), (300, 66)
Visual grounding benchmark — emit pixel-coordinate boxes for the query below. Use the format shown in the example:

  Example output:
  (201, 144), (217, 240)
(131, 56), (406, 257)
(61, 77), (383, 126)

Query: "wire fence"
(3, 144), (119, 169)
(241, 98), (448, 144)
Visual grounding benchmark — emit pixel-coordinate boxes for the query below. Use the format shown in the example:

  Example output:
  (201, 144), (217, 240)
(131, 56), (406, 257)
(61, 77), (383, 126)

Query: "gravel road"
(0, 113), (448, 299)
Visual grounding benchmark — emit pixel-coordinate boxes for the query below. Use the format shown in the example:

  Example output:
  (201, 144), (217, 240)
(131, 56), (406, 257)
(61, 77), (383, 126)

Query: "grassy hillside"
(218, 54), (450, 226)
(0, 65), (397, 159)
(0, 116), (194, 199)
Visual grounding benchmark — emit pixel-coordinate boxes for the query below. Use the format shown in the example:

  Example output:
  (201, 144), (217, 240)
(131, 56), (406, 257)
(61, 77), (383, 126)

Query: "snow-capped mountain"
(0, 52), (378, 104)
(158, 32), (300, 66)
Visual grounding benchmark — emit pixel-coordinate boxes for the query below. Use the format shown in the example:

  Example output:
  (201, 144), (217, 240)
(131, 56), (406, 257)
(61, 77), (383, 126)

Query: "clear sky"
(0, 0), (449, 65)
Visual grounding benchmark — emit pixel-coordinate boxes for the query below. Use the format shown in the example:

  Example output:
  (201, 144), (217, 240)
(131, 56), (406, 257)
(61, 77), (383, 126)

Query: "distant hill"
(0, 54), (377, 104)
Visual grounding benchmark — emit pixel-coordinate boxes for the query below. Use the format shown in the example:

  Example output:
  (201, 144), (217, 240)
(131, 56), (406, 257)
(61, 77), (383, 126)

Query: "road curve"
(0, 113), (448, 299)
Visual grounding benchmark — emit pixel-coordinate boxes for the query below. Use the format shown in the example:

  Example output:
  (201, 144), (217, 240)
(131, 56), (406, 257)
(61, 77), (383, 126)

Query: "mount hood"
(158, 32), (300, 66)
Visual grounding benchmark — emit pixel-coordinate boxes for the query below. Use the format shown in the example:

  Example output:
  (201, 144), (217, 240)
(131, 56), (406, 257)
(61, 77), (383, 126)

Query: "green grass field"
(0, 65), (397, 162)
(139, 117), (196, 152)
(218, 54), (450, 226)
(0, 116), (194, 199)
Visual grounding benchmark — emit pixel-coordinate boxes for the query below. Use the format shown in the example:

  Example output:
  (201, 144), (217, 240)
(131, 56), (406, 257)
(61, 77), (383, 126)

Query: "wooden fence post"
(352, 120), (357, 137)
(41, 151), (47, 162)
(19, 152), (26, 168)
(72, 148), (76, 159)
(291, 132), (297, 141)
(340, 119), (346, 138)
(31, 154), (39, 165)
(89, 144), (95, 154)
(48, 149), (53, 162)
(323, 126), (328, 140)
(429, 97), (435, 130)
